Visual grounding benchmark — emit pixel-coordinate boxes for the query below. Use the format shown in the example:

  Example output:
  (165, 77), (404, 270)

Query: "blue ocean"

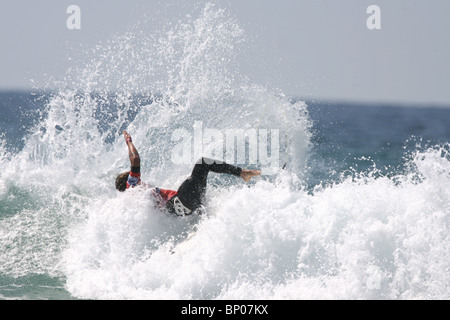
(1, 4), (449, 300)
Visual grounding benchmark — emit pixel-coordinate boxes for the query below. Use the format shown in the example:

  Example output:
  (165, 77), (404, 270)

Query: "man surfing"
(115, 130), (261, 215)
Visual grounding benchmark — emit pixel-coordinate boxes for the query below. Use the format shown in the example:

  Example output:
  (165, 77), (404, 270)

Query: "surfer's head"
(115, 171), (130, 192)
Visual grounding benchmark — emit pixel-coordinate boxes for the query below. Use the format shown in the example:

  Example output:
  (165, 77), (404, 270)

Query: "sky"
(1, 0), (449, 106)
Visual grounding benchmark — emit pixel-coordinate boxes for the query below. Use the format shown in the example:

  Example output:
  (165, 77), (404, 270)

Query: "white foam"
(62, 146), (450, 299)
(0, 3), (448, 300)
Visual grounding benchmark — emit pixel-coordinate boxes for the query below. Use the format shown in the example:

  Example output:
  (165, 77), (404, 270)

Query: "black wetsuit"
(166, 157), (242, 214)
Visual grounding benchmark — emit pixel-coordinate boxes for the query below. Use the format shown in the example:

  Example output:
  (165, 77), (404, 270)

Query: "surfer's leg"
(175, 158), (242, 210)
(191, 157), (242, 179)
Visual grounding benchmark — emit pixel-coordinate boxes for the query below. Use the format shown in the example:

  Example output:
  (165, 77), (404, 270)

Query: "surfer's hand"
(123, 130), (140, 166)
(123, 130), (132, 143)
(240, 169), (261, 182)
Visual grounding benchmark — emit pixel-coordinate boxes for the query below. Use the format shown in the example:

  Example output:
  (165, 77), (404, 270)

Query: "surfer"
(115, 130), (261, 215)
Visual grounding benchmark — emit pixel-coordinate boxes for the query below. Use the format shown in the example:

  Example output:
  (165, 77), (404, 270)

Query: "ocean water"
(1, 4), (449, 300)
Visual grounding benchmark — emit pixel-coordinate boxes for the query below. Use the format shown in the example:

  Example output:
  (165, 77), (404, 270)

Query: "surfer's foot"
(240, 169), (261, 182)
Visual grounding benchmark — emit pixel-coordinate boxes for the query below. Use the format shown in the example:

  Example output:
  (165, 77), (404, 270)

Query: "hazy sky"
(1, 0), (449, 106)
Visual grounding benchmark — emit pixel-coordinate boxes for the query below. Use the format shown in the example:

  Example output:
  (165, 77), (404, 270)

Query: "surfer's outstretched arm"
(115, 131), (141, 192)
(123, 130), (140, 168)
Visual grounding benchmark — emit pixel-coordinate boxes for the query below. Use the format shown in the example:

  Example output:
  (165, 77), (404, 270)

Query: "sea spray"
(0, 2), (308, 293)
(0, 3), (448, 300)
(56, 3), (311, 299)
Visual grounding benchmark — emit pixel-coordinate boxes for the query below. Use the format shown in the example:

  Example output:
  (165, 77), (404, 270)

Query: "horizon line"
(0, 88), (449, 109)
